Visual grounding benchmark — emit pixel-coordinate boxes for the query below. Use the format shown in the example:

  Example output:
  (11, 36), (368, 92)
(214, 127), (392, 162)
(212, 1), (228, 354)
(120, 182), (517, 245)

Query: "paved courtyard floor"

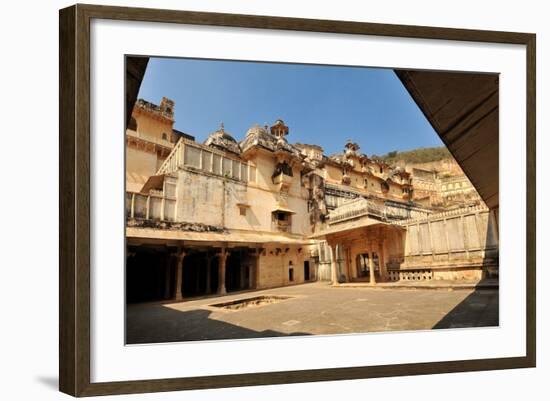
(126, 282), (499, 344)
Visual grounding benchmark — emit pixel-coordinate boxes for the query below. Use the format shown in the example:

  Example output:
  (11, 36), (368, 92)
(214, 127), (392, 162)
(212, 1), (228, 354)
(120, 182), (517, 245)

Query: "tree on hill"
(380, 146), (452, 164)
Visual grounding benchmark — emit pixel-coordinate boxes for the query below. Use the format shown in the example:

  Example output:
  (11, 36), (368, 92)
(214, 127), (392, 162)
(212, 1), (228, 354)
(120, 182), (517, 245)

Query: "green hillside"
(379, 146), (452, 164)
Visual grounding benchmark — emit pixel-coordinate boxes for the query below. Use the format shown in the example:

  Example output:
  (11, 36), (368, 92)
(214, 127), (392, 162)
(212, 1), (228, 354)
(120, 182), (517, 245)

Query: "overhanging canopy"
(272, 206), (296, 214)
(127, 226), (315, 246)
(395, 70), (499, 210)
(309, 217), (401, 240)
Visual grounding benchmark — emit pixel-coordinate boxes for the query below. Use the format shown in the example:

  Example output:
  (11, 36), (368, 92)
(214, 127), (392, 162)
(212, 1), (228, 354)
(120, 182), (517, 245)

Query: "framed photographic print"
(59, 4), (536, 397)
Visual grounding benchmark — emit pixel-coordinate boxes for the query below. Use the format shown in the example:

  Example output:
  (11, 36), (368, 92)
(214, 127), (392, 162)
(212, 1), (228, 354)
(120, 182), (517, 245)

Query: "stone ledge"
(127, 218), (226, 233)
(334, 279), (498, 291)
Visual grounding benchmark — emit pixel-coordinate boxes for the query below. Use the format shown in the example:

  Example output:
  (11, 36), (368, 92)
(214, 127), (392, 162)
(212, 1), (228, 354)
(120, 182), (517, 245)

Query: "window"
(273, 211), (292, 232)
(161, 132), (168, 140)
(239, 206), (247, 216)
(272, 161), (293, 177)
(240, 163), (248, 182)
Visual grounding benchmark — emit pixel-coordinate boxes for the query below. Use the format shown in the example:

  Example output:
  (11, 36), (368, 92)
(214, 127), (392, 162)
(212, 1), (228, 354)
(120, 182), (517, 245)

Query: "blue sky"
(137, 57), (443, 156)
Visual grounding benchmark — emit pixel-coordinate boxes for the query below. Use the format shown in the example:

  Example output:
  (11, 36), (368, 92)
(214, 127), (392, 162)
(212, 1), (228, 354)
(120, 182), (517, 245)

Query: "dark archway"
(126, 247), (168, 303)
(225, 250), (248, 292)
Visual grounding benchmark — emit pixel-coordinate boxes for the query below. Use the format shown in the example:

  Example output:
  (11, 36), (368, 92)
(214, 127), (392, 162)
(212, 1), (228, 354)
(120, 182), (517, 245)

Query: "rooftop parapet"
(134, 97), (175, 121)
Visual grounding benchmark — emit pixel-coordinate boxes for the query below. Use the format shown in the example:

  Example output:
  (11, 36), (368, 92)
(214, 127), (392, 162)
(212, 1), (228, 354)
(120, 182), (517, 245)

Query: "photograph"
(124, 57), (500, 344)
(0, 0), (542, 398)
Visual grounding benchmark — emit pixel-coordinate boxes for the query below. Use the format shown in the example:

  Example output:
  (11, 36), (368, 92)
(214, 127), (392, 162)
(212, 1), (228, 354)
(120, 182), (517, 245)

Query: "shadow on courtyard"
(126, 306), (310, 344)
(433, 213), (499, 330)
(432, 287), (499, 329)
(126, 282), (499, 344)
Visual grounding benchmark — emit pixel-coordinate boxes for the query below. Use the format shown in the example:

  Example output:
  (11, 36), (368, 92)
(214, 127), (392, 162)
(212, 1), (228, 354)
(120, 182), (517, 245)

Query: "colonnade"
(327, 233), (388, 285)
(169, 246), (261, 301)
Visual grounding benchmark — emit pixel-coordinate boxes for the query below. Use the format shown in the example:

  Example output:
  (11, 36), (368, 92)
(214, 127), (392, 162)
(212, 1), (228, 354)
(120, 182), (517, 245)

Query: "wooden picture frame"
(59, 3), (536, 397)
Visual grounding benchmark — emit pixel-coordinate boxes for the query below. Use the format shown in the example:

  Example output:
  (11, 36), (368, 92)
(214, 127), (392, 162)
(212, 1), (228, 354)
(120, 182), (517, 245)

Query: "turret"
(160, 97), (175, 119)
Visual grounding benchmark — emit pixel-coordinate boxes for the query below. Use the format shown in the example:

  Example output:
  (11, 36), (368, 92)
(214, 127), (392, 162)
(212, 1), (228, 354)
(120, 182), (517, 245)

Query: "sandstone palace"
(126, 97), (499, 303)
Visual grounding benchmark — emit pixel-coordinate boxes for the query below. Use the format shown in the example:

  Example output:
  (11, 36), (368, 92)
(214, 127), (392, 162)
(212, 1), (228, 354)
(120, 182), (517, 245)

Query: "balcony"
(272, 172), (293, 186)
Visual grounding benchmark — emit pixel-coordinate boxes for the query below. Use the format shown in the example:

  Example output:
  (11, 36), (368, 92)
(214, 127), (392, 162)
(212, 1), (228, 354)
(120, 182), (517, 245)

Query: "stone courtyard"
(126, 282), (499, 344)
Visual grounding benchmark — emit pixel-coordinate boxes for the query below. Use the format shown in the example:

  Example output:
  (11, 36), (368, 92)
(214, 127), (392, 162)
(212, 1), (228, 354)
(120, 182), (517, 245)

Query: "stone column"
(368, 254), (376, 285)
(164, 253), (172, 299)
(174, 249), (186, 301)
(239, 258), (246, 290)
(378, 237), (386, 282)
(205, 255), (213, 294)
(368, 245), (376, 285)
(346, 247), (352, 282)
(330, 243), (339, 285)
(339, 246), (349, 283)
(251, 248), (261, 289)
(195, 261), (201, 294)
(217, 248), (229, 295)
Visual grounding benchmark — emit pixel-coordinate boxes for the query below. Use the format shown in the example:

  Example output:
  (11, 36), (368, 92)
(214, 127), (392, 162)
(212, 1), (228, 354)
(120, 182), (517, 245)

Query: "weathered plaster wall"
(252, 152), (304, 198)
(324, 164), (344, 184)
(257, 246), (306, 289)
(126, 145), (159, 179)
(176, 170), (228, 226)
(133, 111), (173, 143)
(172, 147), (312, 235)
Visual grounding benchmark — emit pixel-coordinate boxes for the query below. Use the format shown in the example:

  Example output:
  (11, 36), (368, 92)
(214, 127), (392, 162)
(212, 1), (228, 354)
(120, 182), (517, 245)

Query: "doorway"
(304, 261), (310, 281)
(355, 252), (380, 282)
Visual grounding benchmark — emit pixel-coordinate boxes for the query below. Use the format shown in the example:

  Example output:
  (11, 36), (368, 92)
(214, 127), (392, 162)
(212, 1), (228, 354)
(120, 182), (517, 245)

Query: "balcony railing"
(126, 191), (176, 222)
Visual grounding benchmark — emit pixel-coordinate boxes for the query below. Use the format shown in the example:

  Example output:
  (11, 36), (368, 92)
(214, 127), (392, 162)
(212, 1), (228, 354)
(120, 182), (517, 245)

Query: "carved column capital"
(217, 248), (229, 261)
(176, 247), (186, 261)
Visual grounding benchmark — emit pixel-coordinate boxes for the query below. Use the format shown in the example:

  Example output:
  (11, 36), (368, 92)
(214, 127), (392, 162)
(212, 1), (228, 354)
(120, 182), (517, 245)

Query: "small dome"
(204, 123), (241, 155)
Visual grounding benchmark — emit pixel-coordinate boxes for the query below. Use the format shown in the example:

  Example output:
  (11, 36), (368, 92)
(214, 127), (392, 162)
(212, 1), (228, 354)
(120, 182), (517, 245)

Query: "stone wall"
(126, 145), (159, 178)
(155, 141), (313, 235)
(132, 108), (173, 143)
(315, 241), (333, 281)
(257, 246), (306, 289)
(398, 206), (499, 280)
